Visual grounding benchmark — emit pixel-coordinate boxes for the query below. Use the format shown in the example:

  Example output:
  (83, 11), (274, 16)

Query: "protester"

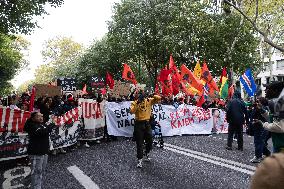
(226, 91), (249, 151)
(130, 89), (161, 168)
(40, 97), (53, 123)
(24, 112), (53, 189)
(250, 98), (271, 163)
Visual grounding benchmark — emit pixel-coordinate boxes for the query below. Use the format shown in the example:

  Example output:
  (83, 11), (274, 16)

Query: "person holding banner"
(130, 90), (161, 168)
(24, 112), (53, 189)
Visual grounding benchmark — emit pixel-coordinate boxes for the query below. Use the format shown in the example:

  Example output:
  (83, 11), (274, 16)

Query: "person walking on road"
(130, 90), (161, 168)
(226, 91), (249, 151)
(24, 112), (53, 189)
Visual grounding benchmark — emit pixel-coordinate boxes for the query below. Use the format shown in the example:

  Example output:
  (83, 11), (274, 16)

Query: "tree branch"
(223, 0), (284, 53)
(254, 0), (259, 24)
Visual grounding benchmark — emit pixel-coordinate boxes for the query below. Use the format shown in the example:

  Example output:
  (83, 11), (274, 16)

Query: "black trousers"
(134, 120), (153, 159)
(227, 123), (243, 149)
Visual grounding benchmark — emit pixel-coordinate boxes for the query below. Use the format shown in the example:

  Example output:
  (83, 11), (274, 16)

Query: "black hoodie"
(24, 119), (52, 155)
(226, 91), (249, 126)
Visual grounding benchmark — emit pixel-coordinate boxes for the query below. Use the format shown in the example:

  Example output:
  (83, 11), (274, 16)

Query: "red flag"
(100, 87), (107, 95)
(106, 72), (114, 89)
(158, 69), (172, 96)
(82, 84), (88, 95)
(159, 69), (172, 82)
(155, 82), (160, 95)
(160, 74), (172, 96)
(172, 74), (180, 96)
(122, 64), (137, 84)
(201, 61), (219, 92)
(219, 67), (227, 84)
(29, 86), (36, 112)
(180, 64), (203, 92)
(169, 55), (182, 95)
(197, 94), (205, 107)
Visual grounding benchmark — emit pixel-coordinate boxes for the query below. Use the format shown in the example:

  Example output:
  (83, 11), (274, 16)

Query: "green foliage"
(76, 0), (261, 87)
(0, 0), (64, 34)
(0, 34), (29, 95)
(34, 36), (84, 84)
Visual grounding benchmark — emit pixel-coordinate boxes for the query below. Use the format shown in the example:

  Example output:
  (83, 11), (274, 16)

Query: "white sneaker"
(143, 154), (151, 162)
(250, 156), (262, 163)
(137, 159), (142, 168)
(60, 149), (67, 154)
(85, 143), (90, 148)
(95, 140), (101, 144)
(51, 150), (57, 155)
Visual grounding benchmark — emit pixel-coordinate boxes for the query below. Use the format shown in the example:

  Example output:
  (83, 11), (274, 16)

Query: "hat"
(250, 153), (284, 189)
(68, 97), (74, 101)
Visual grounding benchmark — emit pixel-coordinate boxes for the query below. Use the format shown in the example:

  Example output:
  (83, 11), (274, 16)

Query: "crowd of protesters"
(0, 82), (284, 189)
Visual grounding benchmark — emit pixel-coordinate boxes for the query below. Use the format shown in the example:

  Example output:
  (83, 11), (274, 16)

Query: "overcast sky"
(12, 0), (120, 88)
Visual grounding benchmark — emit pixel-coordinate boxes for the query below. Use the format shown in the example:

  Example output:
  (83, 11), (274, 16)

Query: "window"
(277, 60), (284, 69)
(255, 78), (261, 85)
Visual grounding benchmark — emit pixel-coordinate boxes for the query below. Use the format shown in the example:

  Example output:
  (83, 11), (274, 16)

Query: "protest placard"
(35, 84), (62, 97)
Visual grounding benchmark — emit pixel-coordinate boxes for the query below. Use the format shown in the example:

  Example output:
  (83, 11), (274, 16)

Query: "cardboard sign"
(57, 78), (77, 91)
(130, 83), (146, 92)
(109, 80), (131, 98)
(35, 84), (62, 97)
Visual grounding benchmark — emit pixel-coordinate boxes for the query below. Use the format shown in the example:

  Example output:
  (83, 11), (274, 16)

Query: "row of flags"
(94, 55), (257, 107)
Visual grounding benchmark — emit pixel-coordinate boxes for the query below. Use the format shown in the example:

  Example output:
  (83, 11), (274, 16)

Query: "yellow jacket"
(130, 95), (161, 121)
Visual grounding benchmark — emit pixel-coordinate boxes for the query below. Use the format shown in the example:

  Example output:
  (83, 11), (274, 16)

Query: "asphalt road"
(0, 134), (267, 189)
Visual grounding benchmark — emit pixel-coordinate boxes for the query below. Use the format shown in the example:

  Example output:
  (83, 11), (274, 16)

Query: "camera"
(265, 81), (284, 119)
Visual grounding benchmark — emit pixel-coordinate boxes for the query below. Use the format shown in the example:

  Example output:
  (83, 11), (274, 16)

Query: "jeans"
(253, 126), (271, 158)
(227, 124), (243, 149)
(30, 155), (48, 189)
(134, 120), (153, 159)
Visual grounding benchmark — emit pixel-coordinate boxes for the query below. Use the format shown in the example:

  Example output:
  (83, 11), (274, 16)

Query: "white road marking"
(164, 147), (254, 175)
(164, 143), (256, 171)
(67, 165), (100, 189)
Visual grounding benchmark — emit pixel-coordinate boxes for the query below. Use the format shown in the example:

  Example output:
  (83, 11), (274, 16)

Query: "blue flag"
(240, 69), (256, 97)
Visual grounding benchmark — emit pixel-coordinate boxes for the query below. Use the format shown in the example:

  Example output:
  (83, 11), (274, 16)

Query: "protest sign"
(212, 108), (229, 133)
(35, 84), (62, 97)
(0, 133), (28, 161)
(90, 76), (105, 90)
(106, 101), (134, 137)
(109, 80), (131, 98)
(49, 120), (82, 150)
(57, 78), (77, 91)
(153, 104), (213, 136)
(106, 102), (214, 137)
(49, 108), (82, 150)
(78, 99), (105, 140)
(129, 83), (146, 92)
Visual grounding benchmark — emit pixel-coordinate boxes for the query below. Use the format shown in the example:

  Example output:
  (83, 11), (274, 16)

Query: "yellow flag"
(194, 61), (202, 79)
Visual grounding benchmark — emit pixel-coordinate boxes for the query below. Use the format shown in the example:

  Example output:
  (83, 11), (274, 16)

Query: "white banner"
(78, 99), (105, 139)
(106, 101), (134, 137)
(49, 120), (82, 150)
(153, 104), (213, 136)
(106, 101), (213, 137)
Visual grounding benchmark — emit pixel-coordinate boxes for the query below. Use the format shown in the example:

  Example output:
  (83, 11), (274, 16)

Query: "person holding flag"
(130, 89), (161, 168)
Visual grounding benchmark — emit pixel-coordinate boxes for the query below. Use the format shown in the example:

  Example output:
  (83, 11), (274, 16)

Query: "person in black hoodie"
(24, 112), (53, 189)
(226, 91), (249, 150)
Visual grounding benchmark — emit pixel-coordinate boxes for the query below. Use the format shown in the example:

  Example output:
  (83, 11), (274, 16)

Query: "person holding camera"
(249, 82), (284, 189)
(130, 89), (161, 168)
(250, 97), (271, 163)
(24, 112), (54, 189)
